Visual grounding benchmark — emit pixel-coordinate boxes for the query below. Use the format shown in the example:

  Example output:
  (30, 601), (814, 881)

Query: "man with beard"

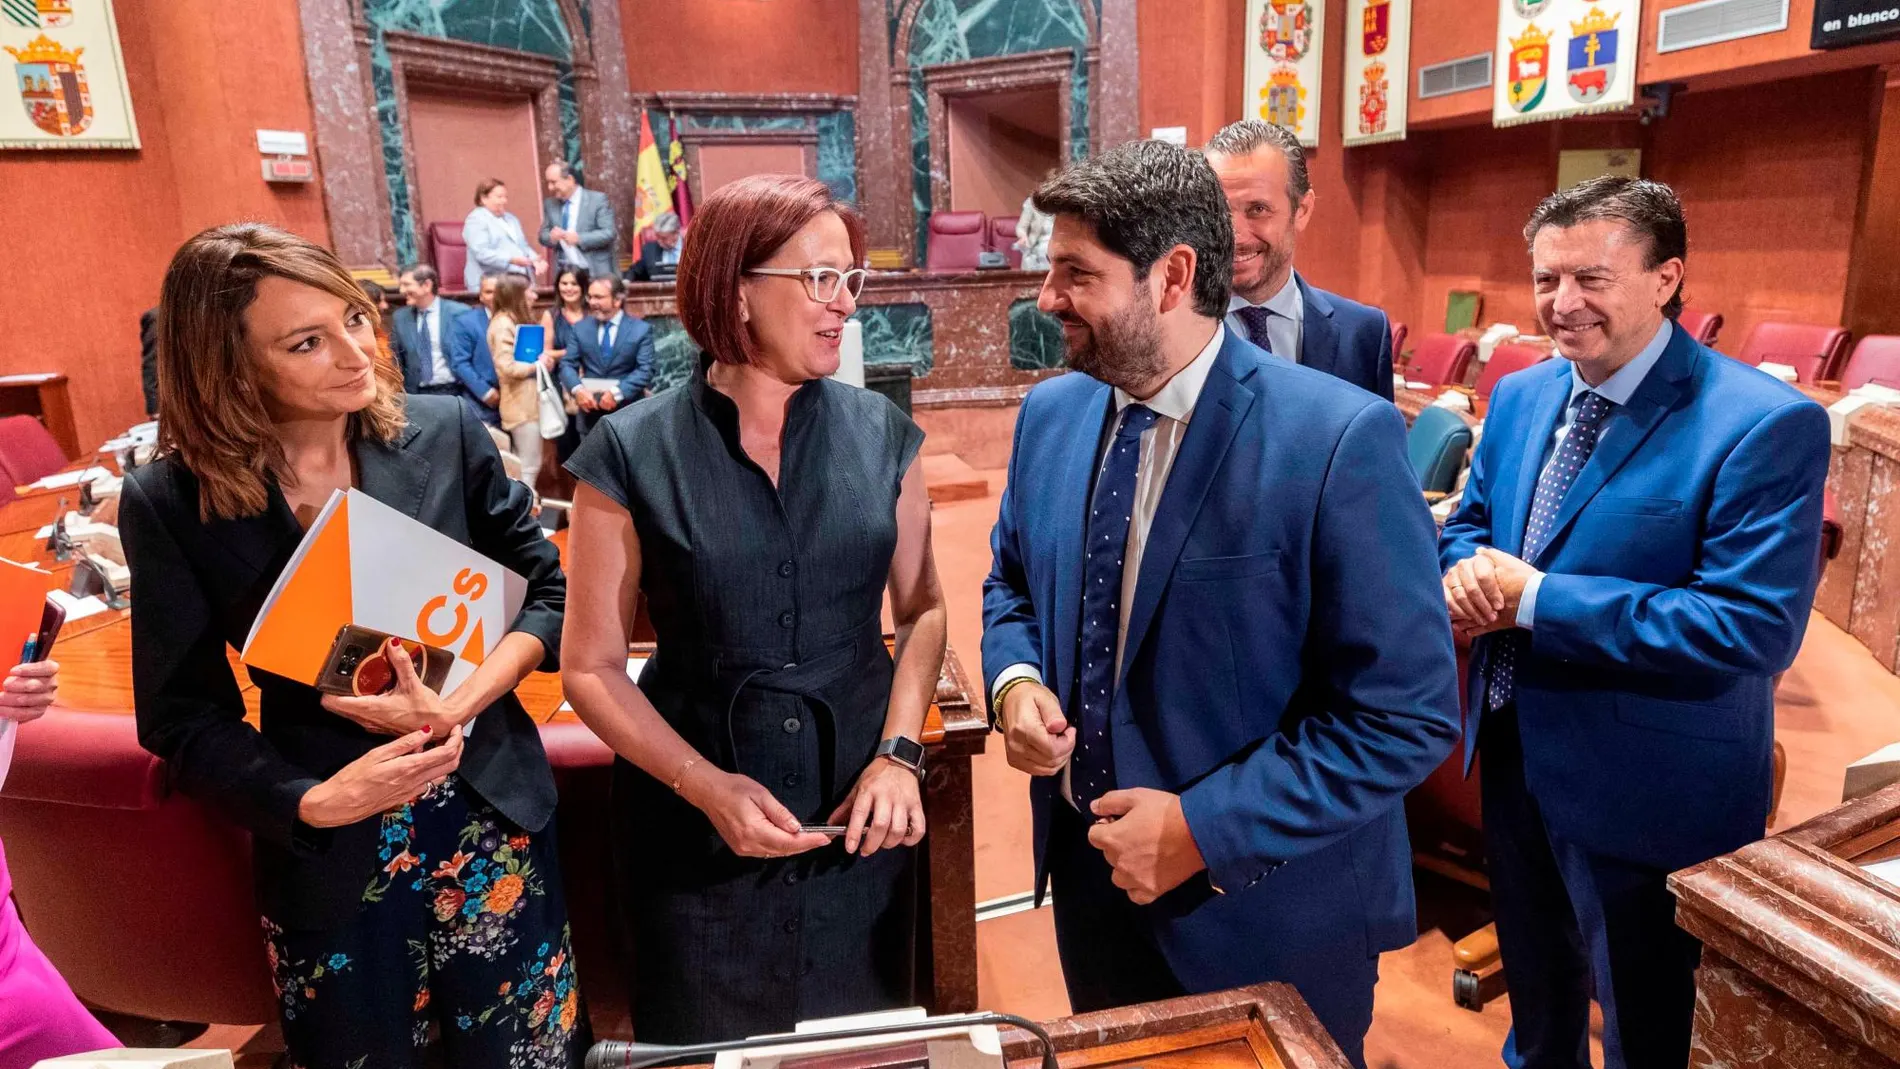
(980, 141), (1459, 1067)
(1439, 177), (1829, 1069)
(1204, 120), (1394, 400)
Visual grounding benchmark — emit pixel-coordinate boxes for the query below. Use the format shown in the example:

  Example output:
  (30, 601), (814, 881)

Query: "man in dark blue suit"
(981, 141), (1460, 1067)
(390, 264), (498, 426)
(1203, 120), (1393, 401)
(1438, 176), (1831, 1069)
(561, 275), (655, 438)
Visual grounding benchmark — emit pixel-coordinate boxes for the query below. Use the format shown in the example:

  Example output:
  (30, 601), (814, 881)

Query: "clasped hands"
(1000, 681), (1207, 905)
(299, 639), (467, 830)
(1445, 546), (1537, 642)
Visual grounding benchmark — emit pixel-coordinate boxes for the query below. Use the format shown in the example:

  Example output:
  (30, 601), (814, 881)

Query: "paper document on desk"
(714, 1008), (1003, 1069)
(25, 466), (110, 492)
(241, 489), (525, 696)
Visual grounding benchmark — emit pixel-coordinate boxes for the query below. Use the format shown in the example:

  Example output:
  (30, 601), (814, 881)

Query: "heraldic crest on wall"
(1245, 0), (1325, 146)
(6, 33), (87, 136)
(1506, 22), (1551, 113)
(1567, 6), (1620, 105)
(0, 0), (133, 148)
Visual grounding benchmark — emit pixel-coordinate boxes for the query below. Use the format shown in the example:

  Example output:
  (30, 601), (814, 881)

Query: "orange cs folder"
(241, 489), (526, 694)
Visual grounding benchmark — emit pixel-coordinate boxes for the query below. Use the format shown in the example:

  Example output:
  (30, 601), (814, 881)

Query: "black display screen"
(1814, 0), (1900, 49)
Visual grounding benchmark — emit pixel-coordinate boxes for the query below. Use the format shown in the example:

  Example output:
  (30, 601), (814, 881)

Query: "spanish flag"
(667, 113), (694, 227)
(633, 110), (672, 238)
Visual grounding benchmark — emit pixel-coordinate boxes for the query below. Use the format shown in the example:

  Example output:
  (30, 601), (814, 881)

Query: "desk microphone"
(584, 1011), (1061, 1069)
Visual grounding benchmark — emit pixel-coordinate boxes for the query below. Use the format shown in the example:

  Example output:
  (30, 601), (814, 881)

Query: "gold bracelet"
(992, 677), (1032, 728)
(670, 755), (701, 794)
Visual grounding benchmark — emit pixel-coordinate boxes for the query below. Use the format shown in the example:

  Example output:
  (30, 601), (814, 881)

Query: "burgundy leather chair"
(0, 415), (73, 486)
(1390, 321), (1409, 362)
(1676, 307), (1723, 348)
(1838, 335), (1900, 391)
(0, 711), (632, 1028)
(1404, 333), (1477, 389)
(428, 222), (472, 295)
(0, 710), (277, 1025)
(925, 212), (988, 273)
(988, 216), (1022, 269)
(1734, 321), (1851, 385)
(1475, 343), (1549, 400)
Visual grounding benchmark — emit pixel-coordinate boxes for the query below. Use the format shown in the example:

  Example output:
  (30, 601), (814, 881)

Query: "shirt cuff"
(1516, 570), (1546, 629)
(990, 663), (1043, 709)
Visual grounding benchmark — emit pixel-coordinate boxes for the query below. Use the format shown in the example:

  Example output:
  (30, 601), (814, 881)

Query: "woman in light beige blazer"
(486, 274), (556, 492)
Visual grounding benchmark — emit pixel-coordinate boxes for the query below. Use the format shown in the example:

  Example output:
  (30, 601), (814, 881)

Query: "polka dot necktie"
(1233, 305), (1278, 357)
(1485, 390), (1614, 712)
(1071, 403), (1159, 814)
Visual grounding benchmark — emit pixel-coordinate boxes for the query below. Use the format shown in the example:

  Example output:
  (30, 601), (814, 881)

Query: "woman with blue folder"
(488, 273), (558, 492)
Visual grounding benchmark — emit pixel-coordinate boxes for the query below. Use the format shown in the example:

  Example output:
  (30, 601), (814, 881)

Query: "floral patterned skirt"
(262, 776), (588, 1069)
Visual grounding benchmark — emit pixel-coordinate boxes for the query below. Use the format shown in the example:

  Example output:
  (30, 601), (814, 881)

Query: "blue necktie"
(598, 319), (613, 355)
(1233, 305), (1277, 356)
(1485, 390), (1614, 711)
(1071, 403), (1159, 814)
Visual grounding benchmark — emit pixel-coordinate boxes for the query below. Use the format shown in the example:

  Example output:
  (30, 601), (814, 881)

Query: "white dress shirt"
(1224, 271), (1305, 363)
(419, 301), (454, 386)
(992, 324), (1228, 799)
(560, 192), (587, 267)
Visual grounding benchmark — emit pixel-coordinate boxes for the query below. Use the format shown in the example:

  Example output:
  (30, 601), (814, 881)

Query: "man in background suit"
(1438, 176), (1831, 1069)
(390, 264), (498, 426)
(562, 275), (654, 437)
(981, 141), (1459, 1067)
(539, 160), (618, 282)
(624, 211), (683, 282)
(1203, 120), (1393, 400)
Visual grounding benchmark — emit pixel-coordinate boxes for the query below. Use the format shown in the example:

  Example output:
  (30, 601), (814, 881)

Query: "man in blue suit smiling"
(981, 141), (1459, 1067)
(1438, 176), (1831, 1069)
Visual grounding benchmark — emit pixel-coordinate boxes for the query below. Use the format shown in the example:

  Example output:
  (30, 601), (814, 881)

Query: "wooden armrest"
(1454, 925), (1501, 967)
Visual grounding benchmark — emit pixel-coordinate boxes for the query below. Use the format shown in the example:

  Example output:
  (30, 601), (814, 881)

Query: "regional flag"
(666, 113), (694, 228)
(633, 110), (671, 238)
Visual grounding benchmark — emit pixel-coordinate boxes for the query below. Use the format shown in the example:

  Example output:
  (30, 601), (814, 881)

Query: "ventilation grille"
(1418, 53), (1493, 99)
(1657, 0), (1788, 53)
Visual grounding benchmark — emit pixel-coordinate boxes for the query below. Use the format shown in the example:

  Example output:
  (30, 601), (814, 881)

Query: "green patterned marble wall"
(364, 0), (586, 263)
(652, 111), (858, 205)
(641, 304), (933, 394)
(899, 0), (1097, 257)
(1008, 298), (1067, 370)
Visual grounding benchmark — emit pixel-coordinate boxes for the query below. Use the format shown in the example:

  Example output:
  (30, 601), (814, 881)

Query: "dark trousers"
(262, 776), (588, 1069)
(1045, 800), (1377, 1067)
(1482, 706), (1703, 1069)
(1046, 800), (1189, 1015)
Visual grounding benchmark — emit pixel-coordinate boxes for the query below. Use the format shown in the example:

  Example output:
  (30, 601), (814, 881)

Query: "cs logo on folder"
(241, 489), (526, 694)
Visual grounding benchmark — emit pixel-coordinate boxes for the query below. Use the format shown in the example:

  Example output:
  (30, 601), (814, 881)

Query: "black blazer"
(120, 396), (565, 931)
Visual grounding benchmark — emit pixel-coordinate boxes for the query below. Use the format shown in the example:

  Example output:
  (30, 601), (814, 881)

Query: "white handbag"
(536, 363), (569, 439)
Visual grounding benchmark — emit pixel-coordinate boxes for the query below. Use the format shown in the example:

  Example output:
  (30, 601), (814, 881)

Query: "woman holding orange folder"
(121, 224), (585, 1069)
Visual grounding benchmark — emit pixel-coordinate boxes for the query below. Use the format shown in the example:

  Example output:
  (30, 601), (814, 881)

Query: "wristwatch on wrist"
(876, 735), (926, 777)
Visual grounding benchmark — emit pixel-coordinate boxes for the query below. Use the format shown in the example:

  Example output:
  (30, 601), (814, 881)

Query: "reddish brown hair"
(474, 177), (505, 206)
(157, 223), (406, 521)
(676, 173), (865, 366)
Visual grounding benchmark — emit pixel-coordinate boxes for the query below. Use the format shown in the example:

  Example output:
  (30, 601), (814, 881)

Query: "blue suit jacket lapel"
(1534, 330), (1696, 566)
(1296, 275), (1337, 376)
(1118, 334), (1257, 687)
(1052, 382), (1113, 709)
(1501, 371), (1571, 557)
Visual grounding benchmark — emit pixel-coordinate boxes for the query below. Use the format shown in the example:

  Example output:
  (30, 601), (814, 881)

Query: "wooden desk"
(1395, 385), (1481, 426)
(0, 373), (79, 461)
(1670, 780), (1900, 1066)
(999, 984), (1350, 1069)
